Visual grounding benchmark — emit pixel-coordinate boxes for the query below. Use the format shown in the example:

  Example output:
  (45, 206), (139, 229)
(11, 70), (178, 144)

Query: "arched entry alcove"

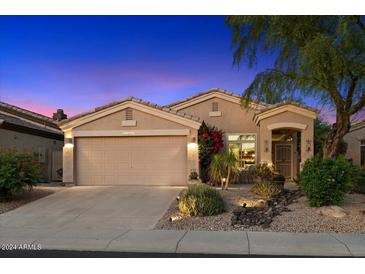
(254, 103), (317, 180)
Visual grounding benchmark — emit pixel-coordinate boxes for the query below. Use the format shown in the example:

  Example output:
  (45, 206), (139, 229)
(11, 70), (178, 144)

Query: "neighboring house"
(0, 101), (65, 181)
(344, 119), (365, 167)
(59, 88), (317, 186)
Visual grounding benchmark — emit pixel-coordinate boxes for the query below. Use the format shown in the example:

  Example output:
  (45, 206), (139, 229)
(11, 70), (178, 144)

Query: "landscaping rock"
(317, 206), (347, 218)
(231, 188), (302, 228)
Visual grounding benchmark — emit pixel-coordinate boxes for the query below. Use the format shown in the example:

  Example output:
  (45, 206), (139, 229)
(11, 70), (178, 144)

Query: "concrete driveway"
(0, 186), (181, 231)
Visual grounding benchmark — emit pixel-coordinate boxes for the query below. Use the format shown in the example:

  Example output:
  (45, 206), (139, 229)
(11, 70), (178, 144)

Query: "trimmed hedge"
(178, 183), (225, 216)
(300, 155), (352, 207)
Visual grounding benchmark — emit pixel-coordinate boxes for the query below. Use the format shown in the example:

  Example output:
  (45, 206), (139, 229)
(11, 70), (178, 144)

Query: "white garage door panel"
(76, 136), (187, 186)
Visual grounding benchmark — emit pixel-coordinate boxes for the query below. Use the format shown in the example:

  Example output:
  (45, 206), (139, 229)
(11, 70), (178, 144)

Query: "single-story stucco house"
(344, 119), (365, 167)
(59, 88), (317, 186)
(0, 101), (66, 181)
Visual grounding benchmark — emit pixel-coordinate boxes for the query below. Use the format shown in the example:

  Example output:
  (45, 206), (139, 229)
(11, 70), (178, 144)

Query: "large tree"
(226, 16), (365, 158)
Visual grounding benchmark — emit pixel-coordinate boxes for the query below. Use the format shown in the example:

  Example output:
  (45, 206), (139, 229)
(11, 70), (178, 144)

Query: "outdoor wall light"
(188, 142), (198, 149)
(64, 137), (74, 148)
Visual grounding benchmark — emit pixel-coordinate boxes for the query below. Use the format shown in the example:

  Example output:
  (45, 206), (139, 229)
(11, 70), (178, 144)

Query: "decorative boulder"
(238, 198), (267, 208)
(317, 206), (347, 218)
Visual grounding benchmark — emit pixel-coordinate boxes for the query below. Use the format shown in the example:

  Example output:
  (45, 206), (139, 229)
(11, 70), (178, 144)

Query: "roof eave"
(59, 99), (202, 131)
(253, 104), (318, 125)
(166, 88), (269, 110)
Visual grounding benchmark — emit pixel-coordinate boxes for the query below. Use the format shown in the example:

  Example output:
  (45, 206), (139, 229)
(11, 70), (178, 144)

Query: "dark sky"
(0, 16), (336, 121)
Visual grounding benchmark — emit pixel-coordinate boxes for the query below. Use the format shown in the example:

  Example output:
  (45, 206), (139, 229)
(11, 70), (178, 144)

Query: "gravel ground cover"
(154, 184), (365, 233)
(0, 186), (62, 214)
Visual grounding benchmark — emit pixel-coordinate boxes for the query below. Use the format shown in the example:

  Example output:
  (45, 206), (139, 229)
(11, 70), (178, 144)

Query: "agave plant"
(209, 148), (239, 190)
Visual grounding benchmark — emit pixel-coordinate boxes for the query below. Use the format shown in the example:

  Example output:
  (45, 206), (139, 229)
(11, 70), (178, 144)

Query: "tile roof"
(350, 119), (365, 131)
(0, 101), (59, 129)
(0, 112), (62, 136)
(165, 88), (270, 108)
(255, 101), (318, 114)
(58, 97), (202, 126)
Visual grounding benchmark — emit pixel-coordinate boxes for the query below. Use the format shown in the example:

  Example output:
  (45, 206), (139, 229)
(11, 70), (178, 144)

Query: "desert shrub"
(251, 180), (282, 198)
(300, 155), (352, 207)
(198, 121), (224, 183)
(0, 150), (41, 200)
(254, 163), (274, 181)
(351, 165), (365, 194)
(178, 183), (225, 216)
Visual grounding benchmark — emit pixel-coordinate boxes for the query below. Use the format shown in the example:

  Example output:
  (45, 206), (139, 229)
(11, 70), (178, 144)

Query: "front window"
(228, 134), (256, 169)
(361, 139), (365, 166)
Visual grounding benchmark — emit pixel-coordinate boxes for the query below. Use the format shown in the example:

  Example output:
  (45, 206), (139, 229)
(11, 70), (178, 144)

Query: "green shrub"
(254, 163), (274, 181)
(300, 155), (352, 207)
(0, 150), (41, 200)
(178, 183), (225, 216)
(251, 180), (282, 198)
(351, 165), (365, 194)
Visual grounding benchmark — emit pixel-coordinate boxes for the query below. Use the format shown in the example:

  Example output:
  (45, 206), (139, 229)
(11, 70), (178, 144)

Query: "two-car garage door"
(75, 136), (187, 186)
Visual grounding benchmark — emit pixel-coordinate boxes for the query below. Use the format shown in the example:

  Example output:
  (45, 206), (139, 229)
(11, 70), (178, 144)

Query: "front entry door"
(275, 144), (292, 178)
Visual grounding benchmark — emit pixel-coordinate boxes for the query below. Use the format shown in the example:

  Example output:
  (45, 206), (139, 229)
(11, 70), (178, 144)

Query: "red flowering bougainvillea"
(198, 121), (224, 183)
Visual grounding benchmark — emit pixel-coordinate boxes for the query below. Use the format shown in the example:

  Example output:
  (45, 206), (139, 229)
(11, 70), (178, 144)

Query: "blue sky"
(0, 16), (333, 120)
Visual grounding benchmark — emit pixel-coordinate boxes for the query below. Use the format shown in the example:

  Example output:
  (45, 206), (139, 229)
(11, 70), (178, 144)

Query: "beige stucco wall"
(259, 111), (314, 170)
(0, 128), (64, 180)
(75, 109), (187, 131)
(176, 97), (261, 162)
(344, 126), (365, 166)
(63, 108), (199, 184)
(177, 97), (259, 134)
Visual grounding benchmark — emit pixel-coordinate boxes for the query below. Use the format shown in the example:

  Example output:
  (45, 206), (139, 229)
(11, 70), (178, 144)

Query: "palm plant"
(209, 153), (225, 188)
(209, 149), (239, 190)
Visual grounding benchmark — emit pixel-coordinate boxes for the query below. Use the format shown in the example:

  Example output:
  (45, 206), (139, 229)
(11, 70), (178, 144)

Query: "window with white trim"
(227, 134), (256, 169)
(361, 139), (365, 166)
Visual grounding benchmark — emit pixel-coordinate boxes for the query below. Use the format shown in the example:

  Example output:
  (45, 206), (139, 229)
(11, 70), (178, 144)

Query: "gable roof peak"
(59, 96), (202, 128)
(165, 87), (269, 109)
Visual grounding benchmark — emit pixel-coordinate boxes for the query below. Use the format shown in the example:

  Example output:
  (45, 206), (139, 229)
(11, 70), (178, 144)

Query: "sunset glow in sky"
(0, 16), (350, 122)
